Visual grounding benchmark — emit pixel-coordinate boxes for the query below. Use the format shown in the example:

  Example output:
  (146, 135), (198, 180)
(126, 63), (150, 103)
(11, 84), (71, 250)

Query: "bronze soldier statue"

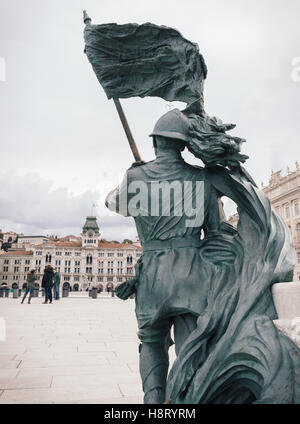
(85, 16), (300, 404)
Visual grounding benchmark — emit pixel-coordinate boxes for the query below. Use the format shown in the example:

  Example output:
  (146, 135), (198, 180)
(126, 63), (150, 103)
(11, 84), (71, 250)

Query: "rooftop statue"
(84, 12), (300, 404)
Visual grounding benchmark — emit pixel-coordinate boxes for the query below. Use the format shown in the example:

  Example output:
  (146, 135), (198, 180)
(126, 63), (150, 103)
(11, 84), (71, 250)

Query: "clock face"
(88, 232), (93, 238)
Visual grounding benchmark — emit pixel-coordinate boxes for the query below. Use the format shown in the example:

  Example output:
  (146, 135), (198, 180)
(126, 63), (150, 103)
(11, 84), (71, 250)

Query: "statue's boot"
(139, 341), (169, 404)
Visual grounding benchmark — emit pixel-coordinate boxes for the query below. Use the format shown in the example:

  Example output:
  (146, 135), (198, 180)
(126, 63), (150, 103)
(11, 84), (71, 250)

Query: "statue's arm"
(205, 166), (264, 228)
(105, 161), (147, 216)
(202, 183), (222, 236)
(105, 173), (130, 216)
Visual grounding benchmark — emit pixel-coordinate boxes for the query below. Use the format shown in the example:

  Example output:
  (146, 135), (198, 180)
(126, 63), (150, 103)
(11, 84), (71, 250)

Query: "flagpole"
(83, 11), (142, 163)
(113, 99), (142, 162)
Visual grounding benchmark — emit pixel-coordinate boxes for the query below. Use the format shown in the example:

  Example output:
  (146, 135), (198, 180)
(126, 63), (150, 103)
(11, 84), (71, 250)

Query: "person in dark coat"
(42, 265), (54, 304)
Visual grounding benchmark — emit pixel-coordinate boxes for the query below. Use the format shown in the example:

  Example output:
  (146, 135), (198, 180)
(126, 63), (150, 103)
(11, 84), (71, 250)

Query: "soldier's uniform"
(106, 109), (221, 403)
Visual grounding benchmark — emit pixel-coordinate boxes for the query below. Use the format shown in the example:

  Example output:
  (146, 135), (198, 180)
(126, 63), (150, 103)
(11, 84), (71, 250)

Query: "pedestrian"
(21, 269), (37, 304)
(42, 265), (54, 304)
(53, 268), (61, 300)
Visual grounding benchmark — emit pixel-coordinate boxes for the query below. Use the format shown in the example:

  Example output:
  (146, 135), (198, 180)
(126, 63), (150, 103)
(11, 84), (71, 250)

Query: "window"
(3, 266), (8, 272)
(117, 268), (122, 275)
(55, 260), (61, 266)
(108, 252), (114, 257)
(25, 259), (30, 265)
(14, 267), (19, 273)
(117, 252), (123, 257)
(36, 251), (42, 256)
(65, 252), (71, 256)
(74, 276), (79, 281)
(97, 277), (103, 282)
(117, 277), (123, 282)
(75, 261), (80, 266)
(75, 252), (81, 256)
(107, 268), (113, 274)
(4, 259), (9, 264)
(86, 267), (92, 274)
(107, 277), (113, 282)
(98, 252), (104, 257)
(86, 255), (93, 265)
(14, 259), (20, 265)
(36, 260), (41, 265)
(127, 256), (133, 265)
(295, 203), (299, 216)
(297, 224), (300, 242)
(64, 276), (70, 281)
(65, 260), (71, 266)
(108, 261), (114, 267)
(24, 267), (29, 272)
(98, 268), (104, 274)
(45, 254), (52, 263)
(285, 205), (290, 219)
(117, 261), (123, 267)
(56, 251), (62, 256)
(297, 252), (300, 263)
(136, 253), (141, 257)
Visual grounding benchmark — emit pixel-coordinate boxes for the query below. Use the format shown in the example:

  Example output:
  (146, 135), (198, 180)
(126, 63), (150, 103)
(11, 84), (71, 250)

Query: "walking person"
(21, 269), (37, 304)
(42, 265), (54, 304)
(53, 268), (61, 300)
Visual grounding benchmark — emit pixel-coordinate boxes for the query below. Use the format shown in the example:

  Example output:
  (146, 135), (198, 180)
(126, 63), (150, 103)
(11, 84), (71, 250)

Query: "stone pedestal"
(272, 282), (300, 348)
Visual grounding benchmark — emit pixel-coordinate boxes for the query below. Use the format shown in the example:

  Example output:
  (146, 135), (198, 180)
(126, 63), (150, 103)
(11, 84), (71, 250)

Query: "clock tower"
(81, 216), (100, 247)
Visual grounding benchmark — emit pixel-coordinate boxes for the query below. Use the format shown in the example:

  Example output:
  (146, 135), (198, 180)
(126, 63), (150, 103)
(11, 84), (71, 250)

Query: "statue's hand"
(115, 279), (137, 300)
(130, 160), (146, 168)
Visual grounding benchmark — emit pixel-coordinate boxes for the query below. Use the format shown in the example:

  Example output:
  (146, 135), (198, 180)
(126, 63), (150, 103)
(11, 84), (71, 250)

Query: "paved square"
(0, 294), (167, 404)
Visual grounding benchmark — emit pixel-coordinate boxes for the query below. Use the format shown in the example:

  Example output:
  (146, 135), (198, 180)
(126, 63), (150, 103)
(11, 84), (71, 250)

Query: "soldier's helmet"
(149, 108), (190, 142)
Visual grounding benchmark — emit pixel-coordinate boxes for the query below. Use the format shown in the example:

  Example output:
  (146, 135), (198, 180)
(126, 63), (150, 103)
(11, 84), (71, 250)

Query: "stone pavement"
(0, 294), (176, 404)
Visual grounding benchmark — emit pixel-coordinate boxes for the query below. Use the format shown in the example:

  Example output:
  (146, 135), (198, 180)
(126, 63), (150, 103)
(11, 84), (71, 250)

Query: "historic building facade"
(0, 216), (141, 291)
(228, 163), (300, 281)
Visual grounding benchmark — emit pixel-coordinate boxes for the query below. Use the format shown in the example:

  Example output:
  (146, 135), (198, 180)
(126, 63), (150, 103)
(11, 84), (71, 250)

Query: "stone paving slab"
(0, 297), (144, 404)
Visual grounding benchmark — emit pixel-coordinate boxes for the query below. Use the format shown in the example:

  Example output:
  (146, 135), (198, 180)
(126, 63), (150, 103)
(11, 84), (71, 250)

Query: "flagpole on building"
(83, 11), (142, 163)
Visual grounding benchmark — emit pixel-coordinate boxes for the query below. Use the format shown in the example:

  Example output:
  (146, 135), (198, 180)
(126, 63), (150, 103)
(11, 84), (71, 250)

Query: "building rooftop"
(1, 250), (33, 256)
(32, 240), (142, 250)
(18, 235), (49, 239)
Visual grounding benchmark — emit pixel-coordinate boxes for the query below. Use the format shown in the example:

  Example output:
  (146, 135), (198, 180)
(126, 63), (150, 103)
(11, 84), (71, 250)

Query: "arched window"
(297, 223), (300, 242)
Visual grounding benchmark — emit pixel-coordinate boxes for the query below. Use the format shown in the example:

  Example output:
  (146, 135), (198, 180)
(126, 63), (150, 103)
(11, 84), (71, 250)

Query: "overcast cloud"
(0, 0), (300, 240)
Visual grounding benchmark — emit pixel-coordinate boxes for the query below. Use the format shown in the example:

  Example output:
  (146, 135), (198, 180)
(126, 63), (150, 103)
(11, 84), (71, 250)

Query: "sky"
(0, 0), (300, 241)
